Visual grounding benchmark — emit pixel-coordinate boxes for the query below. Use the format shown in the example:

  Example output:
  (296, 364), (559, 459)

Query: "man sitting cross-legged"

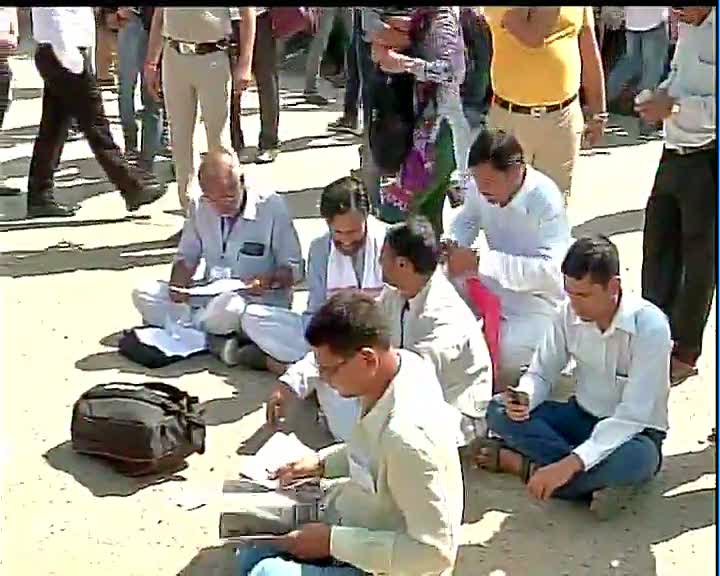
(131, 148), (304, 363)
(476, 236), (672, 519)
(236, 291), (464, 576)
(236, 175), (386, 373)
(268, 216), (493, 446)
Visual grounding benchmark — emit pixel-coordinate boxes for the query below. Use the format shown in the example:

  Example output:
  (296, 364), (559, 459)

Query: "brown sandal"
(468, 437), (505, 472)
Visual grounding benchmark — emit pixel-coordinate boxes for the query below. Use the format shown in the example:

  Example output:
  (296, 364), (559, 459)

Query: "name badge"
(209, 266), (232, 280)
(348, 454), (376, 494)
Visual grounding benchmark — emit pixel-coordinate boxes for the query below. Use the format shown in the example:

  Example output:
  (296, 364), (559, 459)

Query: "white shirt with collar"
(624, 7), (668, 32)
(659, 8), (716, 149)
(516, 293), (672, 471)
(378, 269), (493, 423)
(447, 164), (572, 319)
(32, 8), (95, 75)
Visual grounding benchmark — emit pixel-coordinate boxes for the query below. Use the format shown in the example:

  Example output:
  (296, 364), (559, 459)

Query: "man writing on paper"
(444, 129), (572, 388)
(268, 216), (493, 447)
(236, 291), (464, 576)
(237, 175), (386, 373)
(132, 148), (303, 364)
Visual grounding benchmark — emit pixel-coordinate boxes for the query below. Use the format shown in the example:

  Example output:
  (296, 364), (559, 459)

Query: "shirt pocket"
(613, 374), (629, 400)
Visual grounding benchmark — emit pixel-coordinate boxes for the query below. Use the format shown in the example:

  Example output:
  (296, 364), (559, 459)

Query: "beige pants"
(162, 45), (232, 211)
(488, 100), (584, 199)
(95, 24), (118, 81)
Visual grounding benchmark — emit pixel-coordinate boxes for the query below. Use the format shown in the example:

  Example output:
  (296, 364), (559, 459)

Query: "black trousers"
(231, 12), (280, 152)
(27, 44), (144, 201)
(641, 145), (717, 362)
(0, 57), (11, 127)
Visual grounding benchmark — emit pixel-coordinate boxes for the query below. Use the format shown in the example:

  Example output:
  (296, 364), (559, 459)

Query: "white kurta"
(445, 165), (572, 382)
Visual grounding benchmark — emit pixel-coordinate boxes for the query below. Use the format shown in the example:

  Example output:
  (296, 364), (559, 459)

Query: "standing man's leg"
(638, 24), (670, 134)
(27, 46), (77, 217)
(529, 101), (585, 200)
(668, 148), (717, 377)
(95, 13), (118, 86)
(197, 50), (233, 157)
(605, 30), (642, 103)
(254, 12), (281, 163)
(304, 7), (338, 105)
(641, 150), (683, 319)
(137, 25), (161, 171)
(357, 34), (380, 212)
(117, 13), (142, 156)
(162, 46), (199, 212)
(328, 9), (361, 134)
(0, 52), (19, 195)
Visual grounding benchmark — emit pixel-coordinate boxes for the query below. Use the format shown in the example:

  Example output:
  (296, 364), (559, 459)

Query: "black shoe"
(304, 91), (330, 106)
(27, 196), (76, 218)
(122, 172), (166, 212)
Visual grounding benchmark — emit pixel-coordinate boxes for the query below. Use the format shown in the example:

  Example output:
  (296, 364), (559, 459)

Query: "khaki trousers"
(162, 45), (232, 211)
(487, 99), (584, 199)
(95, 24), (118, 81)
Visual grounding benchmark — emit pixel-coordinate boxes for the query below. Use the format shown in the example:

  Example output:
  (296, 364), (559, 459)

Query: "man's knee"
(248, 557), (288, 576)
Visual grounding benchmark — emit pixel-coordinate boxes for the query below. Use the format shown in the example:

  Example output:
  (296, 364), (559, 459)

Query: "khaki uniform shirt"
(321, 350), (464, 575)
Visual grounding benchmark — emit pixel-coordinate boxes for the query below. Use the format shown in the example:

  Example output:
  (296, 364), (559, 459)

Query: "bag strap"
(141, 381), (199, 406)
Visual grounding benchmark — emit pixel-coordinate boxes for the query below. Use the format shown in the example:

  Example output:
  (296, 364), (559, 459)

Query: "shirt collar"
(570, 291), (639, 336)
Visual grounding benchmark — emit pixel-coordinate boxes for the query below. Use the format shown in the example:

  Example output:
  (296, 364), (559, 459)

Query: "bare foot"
(475, 446), (525, 476)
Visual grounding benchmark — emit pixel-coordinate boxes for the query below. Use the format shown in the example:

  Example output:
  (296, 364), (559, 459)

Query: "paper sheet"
(171, 278), (250, 297)
(135, 326), (207, 357)
(237, 432), (316, 489)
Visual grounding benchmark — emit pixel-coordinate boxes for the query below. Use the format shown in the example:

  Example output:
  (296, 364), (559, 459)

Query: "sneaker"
(207, 334), (242, 366)
(27, 196), (76, 218)
(304, 91), (330, 106)
(590, 485), (640, 521)
(328, 115), (361, 136)
(256, 147), (280, 164)
(670, 357), (699, 387)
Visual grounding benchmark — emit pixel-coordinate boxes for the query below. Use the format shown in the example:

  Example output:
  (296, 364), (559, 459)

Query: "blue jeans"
(606, 23), (669, 103)
(304, 7), (353, 93)
(341, 11), (361, 119)
(117, 14), (162, 164)
(236, 545), (367, 576)
(486, 397), (665, 501)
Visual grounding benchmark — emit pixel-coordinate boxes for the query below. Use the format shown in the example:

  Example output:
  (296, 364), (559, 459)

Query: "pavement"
(0, 46), (716, 576)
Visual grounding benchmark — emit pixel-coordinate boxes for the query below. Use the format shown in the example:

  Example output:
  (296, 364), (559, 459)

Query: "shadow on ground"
(44, 440), (189, 498)
(455, 445), (716, 575)
(176, 544), (236, 576)
(572, 209), (645, 238)
(1, 235), (179, 277)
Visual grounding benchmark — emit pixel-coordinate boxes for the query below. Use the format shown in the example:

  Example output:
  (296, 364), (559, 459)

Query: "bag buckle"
(530, 106), (547, 118)
(176, 41), (196, 55)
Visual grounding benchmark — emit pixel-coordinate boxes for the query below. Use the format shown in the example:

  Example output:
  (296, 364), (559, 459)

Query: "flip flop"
(467, 437), (505, 472)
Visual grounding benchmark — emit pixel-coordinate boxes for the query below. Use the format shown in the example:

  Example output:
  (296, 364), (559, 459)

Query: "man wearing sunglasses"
(236, 291), (463, 576)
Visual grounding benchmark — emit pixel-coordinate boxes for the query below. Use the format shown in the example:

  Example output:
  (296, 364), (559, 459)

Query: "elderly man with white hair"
(131, 148), (304, 364)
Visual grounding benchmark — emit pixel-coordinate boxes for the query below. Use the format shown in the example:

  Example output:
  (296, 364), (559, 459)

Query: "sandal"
(467, 437), (505, 472)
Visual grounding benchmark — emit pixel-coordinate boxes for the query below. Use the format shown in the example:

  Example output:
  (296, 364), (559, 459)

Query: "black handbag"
(71, 381), (206, 476)
(118, 327), (206, 369)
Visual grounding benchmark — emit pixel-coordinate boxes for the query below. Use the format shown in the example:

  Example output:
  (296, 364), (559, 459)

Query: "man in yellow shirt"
(482, 7), (606, 200)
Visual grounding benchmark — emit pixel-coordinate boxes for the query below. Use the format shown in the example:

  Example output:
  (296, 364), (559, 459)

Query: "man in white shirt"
(27, 8), (165, 218)
(444, 129), (572, 388)
(635, 7), (716, 386)
(606, 7), (669, 132)
(237, 291), (463, 576)
(476, 236), (671, 519)
(241, 175), (385, 373)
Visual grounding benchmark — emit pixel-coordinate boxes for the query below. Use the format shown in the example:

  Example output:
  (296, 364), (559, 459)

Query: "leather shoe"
(27, 196), (76, 218)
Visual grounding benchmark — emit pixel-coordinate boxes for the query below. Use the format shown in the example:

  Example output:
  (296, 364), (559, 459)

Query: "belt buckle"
(177, 41), (196, 55)
(530, 106), (546, 118)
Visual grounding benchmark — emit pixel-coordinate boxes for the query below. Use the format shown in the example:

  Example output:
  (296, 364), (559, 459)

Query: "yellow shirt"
(484, 6), (593, 106)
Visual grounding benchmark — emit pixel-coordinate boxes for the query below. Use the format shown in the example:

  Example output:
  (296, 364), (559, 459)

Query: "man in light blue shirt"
(132, 148), (303, 363)
(635, 6), (716, 387)
(444, 129), (572, 387)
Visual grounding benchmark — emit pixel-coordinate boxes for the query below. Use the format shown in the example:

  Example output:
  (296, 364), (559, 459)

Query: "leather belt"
(167, 38), (229, 56)
(667, 140), (716, 156)
(494, 94), (578, 117)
